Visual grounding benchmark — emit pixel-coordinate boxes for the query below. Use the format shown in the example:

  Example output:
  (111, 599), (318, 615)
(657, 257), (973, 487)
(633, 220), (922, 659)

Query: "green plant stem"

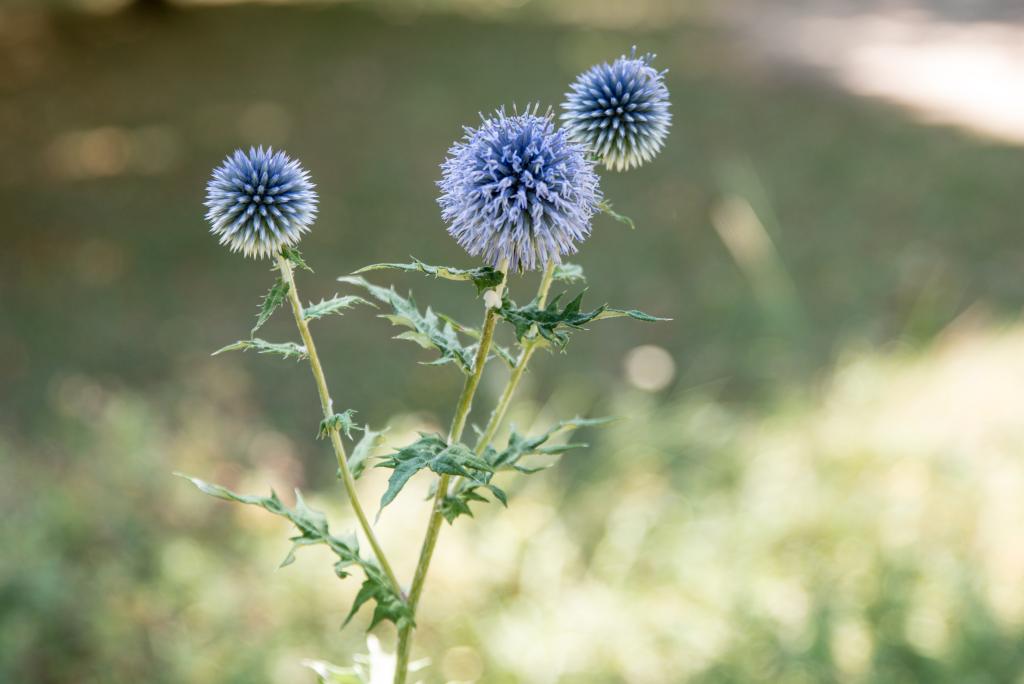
(473, 260), (556, 453)
(275, 253), (403, 598)
(393, 261), (508, 684)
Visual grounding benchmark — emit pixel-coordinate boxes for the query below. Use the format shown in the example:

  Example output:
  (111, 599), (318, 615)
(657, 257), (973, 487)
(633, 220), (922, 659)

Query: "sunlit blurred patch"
(442, 645), (484, 682)
(45, 124), (182, 179)
(238, 101), (292, 146)
(733, 9), (1024, 145)
(623, 344), (675, 391)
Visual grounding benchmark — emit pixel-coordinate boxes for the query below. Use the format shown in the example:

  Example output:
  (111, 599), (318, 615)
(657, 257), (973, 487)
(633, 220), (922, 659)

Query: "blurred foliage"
(2, 1), (1024, 682)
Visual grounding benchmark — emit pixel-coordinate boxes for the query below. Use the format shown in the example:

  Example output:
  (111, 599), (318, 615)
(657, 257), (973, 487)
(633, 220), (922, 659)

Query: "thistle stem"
(275, 253), (403, 598)
(393, 260), (508, 684)
(473, 260), (556, 453)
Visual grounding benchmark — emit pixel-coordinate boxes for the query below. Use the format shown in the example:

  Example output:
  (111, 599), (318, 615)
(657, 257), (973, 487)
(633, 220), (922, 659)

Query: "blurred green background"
(3, 1), (1024, 682)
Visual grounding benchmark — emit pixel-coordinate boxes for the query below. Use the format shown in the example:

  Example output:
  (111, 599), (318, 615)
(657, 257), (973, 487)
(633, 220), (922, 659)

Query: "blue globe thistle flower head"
(205, 146), (318, 259)
(438, 107), (601, 273)
(561, 47), (671, 172)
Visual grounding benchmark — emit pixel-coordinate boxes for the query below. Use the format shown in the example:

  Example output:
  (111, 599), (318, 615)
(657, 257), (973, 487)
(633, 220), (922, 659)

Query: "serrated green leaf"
(438, 313), (516, 367)
(354, 257), (503, 295)
(349, 426), (386, 479)
(339, 276), (476, 373)
(282, 245), (313, 272)
(343, 564), (414, 631)
(552, 263), (586, 284)
(320, 410), (358, 439)
(212, 338), (308, 360)
(599, 199), (637, 230)
(252, 277), (290, 336)
(375, 435), (493, 510)
(497, 291), (668, 349)
(176, 474), (410, 629)
(441, 417), (612, 523)
(303, 295), (374, 321)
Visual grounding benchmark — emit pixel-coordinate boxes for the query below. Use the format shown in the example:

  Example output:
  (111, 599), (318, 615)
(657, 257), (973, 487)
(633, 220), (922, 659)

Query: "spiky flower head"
(561, 47), (671, 172)
(438, 108), (601, 273)
(204, 147), (317, 259)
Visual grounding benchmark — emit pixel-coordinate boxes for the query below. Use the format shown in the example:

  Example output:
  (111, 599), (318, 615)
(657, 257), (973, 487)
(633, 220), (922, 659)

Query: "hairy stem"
(275, 253), (402, 598)
(393, 261), (508, 684)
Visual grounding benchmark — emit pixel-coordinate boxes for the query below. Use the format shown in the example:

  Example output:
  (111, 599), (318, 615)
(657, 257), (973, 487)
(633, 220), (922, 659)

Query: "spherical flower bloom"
(204, 147), (317, 259)
(561, 47), (671, 172)
(438, 108), (601, 273)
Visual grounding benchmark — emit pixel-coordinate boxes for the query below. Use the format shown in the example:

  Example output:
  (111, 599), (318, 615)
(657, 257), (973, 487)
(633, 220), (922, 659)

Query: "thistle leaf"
(213, 338), (308, 361)
(339, 276), (475, 373)
(320, 410), (358, 439)
(497, 291), (669, 349)
(599, 199), (637, 230)
(252, 277), (290, 336)
(375, 435), (493, 510)
(552, 263), (586, 284)
(354, 257), (504, 294)
(348, 426), (386, 479)
(438, 313), (516, 367)
(441, 416), (613, 522)
(176, 474), (411, 630)
(303, 295), (374, 322)
(282, 245), (313, 272)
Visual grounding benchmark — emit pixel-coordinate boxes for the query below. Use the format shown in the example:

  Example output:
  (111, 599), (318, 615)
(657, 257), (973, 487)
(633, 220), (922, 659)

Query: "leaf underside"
(339, 276), (476, 373)
(213, 338), (308, 361)
(354, 257), (503, 295)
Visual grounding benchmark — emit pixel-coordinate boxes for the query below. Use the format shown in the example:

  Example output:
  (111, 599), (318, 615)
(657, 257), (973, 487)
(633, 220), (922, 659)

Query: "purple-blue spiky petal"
(204, 147), (318, 259)
(438, 108), (601, 273)
(561, 47), (671, 172)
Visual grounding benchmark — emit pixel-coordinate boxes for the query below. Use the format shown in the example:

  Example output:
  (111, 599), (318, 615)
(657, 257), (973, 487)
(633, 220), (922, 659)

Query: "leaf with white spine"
(339, 276), (475, 373)
(354, 257), (503, 294)
(303, 295), (374, 321)
(213, 338), (308, 361)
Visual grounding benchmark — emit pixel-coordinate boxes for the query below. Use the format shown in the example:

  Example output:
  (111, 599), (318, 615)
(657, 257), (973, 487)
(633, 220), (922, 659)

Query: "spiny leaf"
(343, 564), (414, 631)
(348, 425), (386, 479)
(497, 291), (669, 349)
(552, 263), (586, 284)
(176, 474), (410, 630)
(354, 257), (504, 295)
(303, 295), (374, 322)
(442, 417), (613, 522)
(375, 435), (493, 510)
(339, 276), (475, 373)
(320, 410), (358, 439)
(438, 313), (516, 367)
(486, 416), (615, 470)
(599, 199), (637, 230)
(213, 338), (308, 361)
(252, 277), (290, 336)
(282, 245), (313, 272)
